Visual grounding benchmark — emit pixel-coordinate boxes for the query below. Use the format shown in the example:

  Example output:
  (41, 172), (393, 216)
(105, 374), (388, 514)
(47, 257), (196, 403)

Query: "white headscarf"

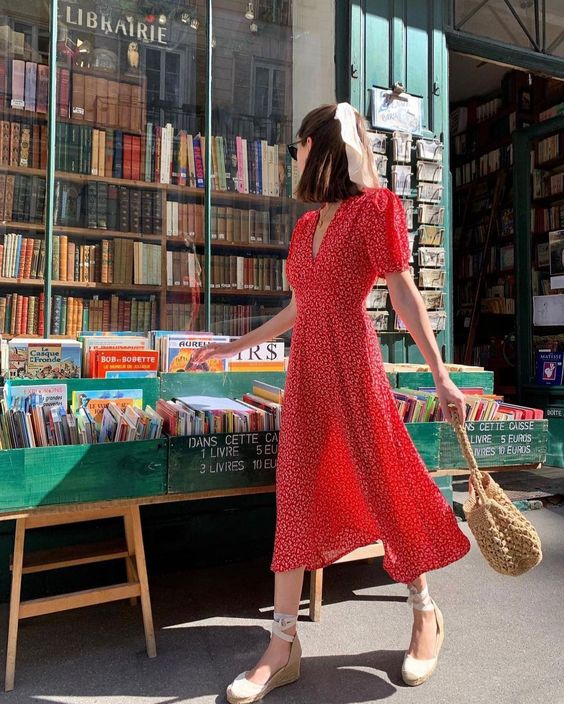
(334, 102), (377, 189)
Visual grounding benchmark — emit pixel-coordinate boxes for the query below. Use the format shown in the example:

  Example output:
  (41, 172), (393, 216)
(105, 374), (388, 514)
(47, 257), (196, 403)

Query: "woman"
(192, 103), (471, 703)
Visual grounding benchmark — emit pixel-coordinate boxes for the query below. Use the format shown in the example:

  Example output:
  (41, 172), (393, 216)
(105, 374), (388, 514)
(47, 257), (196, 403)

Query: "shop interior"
(449, 51), (564, 402)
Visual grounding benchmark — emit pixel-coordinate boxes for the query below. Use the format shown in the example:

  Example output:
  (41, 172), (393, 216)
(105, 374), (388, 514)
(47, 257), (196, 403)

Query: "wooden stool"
(6, 504), (156, 691)
(308, 542), (385, 622)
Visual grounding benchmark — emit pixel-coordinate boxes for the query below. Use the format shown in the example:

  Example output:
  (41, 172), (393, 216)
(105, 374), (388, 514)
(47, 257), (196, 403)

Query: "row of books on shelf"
(532, 169), (564, 200)
(1, 293), (158, 339)
(0, 233), (162, 286)
(1, 233), (45, 280)
(2, 59), (145, 130)
(481, 297), (515, 314)
(532, 203), (564, 234)
(209, 303), (282, 337)
(455, 277), (516, 309)
(457, 246), (514, 279)
(166, 252), (289, 293)
(167, 202), (292, 247)
(392, 387), (543, 423)
(55, 180), (163, 234)
(532, 270), (554, 296)
(453, 145), (513, 186)
(0, 120), (47, 169)
(0, 59), (49, 114)
(536, 133), (564, 165)
(0, 173), (45, 223)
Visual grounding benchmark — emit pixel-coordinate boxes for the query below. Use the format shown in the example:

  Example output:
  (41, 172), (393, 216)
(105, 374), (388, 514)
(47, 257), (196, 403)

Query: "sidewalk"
(1, 504), (563, 704)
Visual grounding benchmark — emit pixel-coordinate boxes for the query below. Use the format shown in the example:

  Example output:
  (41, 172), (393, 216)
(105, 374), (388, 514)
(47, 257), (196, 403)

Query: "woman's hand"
(190, 341), (240, 366)
(434, 375), (467, 425)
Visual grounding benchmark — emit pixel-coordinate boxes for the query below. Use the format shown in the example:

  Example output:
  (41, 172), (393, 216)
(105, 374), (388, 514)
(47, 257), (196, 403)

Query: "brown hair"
(295, 103), (379, 203)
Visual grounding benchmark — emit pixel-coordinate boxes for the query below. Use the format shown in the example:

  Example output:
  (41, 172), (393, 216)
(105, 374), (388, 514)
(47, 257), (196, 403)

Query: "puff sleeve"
(362, 188), (411, 278)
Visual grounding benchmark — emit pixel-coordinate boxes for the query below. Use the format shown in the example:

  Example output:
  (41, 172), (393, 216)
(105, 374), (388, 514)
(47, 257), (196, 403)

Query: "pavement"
(1, 477), (563, 704)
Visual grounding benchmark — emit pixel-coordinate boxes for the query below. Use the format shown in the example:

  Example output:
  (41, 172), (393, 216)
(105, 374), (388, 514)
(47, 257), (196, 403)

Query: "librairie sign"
(59, 1), (168, 45)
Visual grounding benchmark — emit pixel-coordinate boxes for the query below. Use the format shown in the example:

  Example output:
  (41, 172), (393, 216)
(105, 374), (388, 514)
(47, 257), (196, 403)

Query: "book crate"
(395, 370), (495, 394)
(546, 405), (564, 468)
(159, 371), (287, 401)
(0, 439), (168, 512)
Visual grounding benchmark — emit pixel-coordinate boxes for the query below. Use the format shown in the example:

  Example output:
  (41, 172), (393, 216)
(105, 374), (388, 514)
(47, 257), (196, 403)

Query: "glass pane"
(210, 0), (335, 343)
(455, 0), (536, 50)
(52, 1), (206, 336)
(0, 0), (50, 336)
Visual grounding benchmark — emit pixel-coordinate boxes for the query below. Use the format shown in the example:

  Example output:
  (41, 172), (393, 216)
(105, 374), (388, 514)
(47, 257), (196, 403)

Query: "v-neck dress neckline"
(310, 201), (346, 263)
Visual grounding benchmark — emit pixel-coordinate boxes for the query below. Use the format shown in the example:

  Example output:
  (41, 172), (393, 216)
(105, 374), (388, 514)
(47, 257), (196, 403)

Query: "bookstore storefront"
(0, 0), (562, 690)
(1, 0), (335, 339)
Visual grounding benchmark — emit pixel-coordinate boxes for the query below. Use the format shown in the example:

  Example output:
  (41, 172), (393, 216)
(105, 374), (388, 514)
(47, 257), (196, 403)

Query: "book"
(4, 382), (68, 411)
(535, 350), (564, 385)
(70, 388), (143, 426)
(8, 339), (82, 379)
(91, 348), (159, 378)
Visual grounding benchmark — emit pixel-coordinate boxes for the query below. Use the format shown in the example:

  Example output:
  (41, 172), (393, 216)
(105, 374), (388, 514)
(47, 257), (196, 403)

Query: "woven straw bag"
(450, 412), (543, 577)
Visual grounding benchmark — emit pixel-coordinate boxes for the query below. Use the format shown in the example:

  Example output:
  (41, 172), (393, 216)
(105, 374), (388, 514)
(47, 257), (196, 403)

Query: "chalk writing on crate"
(185, 432), (280, 474)
(465, 420), (535, 459)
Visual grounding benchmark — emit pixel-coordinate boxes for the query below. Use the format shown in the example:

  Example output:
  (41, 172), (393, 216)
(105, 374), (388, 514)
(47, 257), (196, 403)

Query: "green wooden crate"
(439, 420), (548, 469)
(159, 371), (287, 401)
(546, 406), (564, 468)
(7, 377), (160, 409)
(0, 439), (167, 512)
(386, 372), (397, 387)
(432, 475), (453, 507)
(168, 431), (278, 494)
(406, 422), (442, 470)
(396, 371), (495, 394)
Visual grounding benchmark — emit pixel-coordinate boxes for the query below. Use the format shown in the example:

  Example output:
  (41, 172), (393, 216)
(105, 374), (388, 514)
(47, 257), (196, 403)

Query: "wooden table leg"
(129, 506), (156, 658)
(123, 513), (138, 606)
(5, 518), (26, 691)
(309, 569), (323, 623)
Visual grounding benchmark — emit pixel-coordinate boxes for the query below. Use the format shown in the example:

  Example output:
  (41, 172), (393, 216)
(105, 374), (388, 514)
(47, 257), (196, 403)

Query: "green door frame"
(445, 31), (564, 80)
(513, 115), (564, 399)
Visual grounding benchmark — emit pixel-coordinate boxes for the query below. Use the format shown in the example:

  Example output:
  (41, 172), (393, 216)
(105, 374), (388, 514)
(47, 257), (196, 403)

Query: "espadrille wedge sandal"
(226, 613), (301, 704)
(401, 585), (444, 687)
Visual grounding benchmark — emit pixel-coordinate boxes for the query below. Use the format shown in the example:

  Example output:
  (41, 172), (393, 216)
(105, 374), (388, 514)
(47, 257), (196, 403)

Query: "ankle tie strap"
(272, 612), (297, 642)
(407, 585), (434, 612)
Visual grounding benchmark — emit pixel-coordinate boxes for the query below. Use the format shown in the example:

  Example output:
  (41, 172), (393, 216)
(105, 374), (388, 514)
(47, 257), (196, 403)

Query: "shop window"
(453, 0), (564, 59)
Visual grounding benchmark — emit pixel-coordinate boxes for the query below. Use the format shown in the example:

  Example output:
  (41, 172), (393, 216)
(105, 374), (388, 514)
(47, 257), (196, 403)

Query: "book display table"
(0, 370), (550, 689)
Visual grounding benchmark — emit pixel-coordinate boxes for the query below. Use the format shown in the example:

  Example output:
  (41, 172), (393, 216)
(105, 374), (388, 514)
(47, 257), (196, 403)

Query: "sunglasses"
(287, 141), (300, 161)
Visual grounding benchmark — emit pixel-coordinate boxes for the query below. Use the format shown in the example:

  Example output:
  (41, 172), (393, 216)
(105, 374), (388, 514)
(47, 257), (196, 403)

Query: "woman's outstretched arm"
(386, 270), (466, 422)
(191, 293), (298, 364)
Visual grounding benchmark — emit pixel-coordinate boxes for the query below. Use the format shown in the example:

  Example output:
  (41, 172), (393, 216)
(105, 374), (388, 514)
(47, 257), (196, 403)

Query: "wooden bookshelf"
(0, 277), (161, 293)
(56, 226), (161, 243)
(0, 164), (294, 206)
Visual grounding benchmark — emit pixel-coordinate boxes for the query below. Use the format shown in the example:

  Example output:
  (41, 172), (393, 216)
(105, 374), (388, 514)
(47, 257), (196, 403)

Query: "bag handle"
(448, 406), (488, 504)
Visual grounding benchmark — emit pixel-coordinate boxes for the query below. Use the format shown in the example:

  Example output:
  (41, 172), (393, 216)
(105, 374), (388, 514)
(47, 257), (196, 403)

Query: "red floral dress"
(271, 188), (470, 584)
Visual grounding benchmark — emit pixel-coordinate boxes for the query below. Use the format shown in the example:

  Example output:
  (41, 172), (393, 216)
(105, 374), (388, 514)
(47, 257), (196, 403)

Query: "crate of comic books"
(0, 376), (166, 511)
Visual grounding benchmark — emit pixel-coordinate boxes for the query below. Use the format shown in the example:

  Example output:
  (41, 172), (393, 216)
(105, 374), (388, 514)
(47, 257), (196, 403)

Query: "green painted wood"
(168, 432), (278, 494)
(387, 372), (397, 387)
(440, 420), (548, 469)
(445, 30), (564, 80)
(7, 377), (160, 409)
(335, 0), (351, 102)
(547, 417), (564, 468)
(348, 0), (452, 360)
(432, 474), (453, 507)
(159, 371), (287, 401)
(396, 371), (495, 393)
(406, 422), (442, 469)
(0, 439), (167, 512)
